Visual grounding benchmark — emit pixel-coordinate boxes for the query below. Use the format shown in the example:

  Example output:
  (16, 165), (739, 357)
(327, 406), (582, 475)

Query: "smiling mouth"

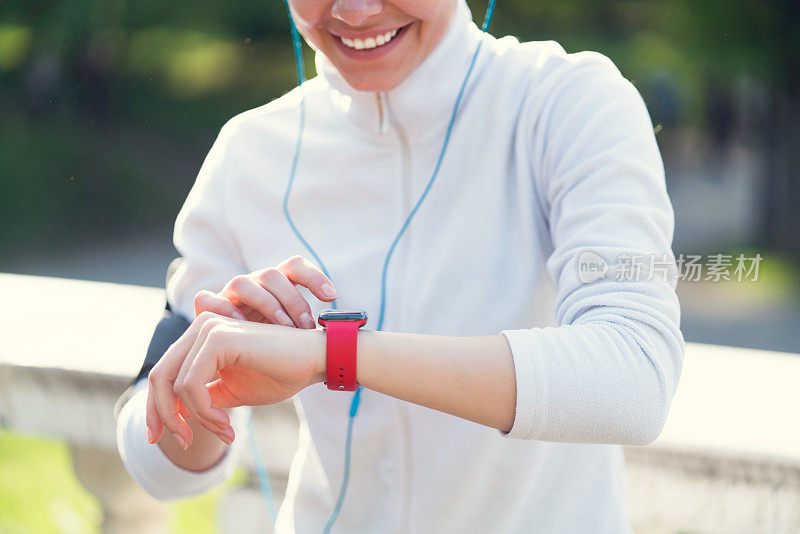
(337, 23), (412, 51)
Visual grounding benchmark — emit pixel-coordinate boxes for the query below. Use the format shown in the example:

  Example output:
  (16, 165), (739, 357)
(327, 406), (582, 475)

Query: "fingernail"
(321, 284), (337, 300)
(175, 435), (189, 450)
(233, 309), (247, 320)
(219, 427), (234, 445)
(275, 309), (294, 327)
(300, 312), (315, 329)
(146, 427), (155, 444)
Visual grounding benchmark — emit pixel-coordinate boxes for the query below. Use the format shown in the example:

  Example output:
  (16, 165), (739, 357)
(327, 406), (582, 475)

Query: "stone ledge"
(2, 273), (799, 533)
(624, 444), (800, 490)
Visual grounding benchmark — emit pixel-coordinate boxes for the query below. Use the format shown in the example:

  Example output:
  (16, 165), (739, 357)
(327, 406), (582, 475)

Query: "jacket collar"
(313, 0), (484, 141)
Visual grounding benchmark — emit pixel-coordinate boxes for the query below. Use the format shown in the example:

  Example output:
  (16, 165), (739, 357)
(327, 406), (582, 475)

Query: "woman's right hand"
(193, 255), (337, 329)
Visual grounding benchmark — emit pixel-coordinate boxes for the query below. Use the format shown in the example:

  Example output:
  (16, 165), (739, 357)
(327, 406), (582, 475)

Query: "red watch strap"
(325, 319), (365, 391)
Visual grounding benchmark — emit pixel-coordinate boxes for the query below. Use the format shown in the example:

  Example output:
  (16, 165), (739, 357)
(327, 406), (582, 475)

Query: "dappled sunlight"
(167, 41), (242, 98)
(0, 23), (32, 71)
(127, 27), (243, 98)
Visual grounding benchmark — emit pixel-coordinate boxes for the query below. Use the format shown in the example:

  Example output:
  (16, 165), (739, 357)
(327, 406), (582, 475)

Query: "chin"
(339, 69), (406, 93)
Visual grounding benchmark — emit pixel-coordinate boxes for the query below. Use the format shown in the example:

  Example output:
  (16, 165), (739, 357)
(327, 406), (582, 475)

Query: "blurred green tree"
(0, 0), (797, 255)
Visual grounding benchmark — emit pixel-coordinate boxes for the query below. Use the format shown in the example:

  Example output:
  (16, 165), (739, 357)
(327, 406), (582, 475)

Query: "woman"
(116, 0), (685, 532)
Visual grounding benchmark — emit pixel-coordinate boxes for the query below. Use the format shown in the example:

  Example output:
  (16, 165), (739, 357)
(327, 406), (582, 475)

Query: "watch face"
(317, 309), (368, 325)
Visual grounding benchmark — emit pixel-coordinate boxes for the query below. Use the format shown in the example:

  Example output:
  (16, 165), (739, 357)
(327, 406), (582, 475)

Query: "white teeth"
(340, 27), (401, 50)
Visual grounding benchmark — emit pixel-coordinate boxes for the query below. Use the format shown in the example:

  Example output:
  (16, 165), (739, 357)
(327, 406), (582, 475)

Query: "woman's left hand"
(145, 312), (325, 448)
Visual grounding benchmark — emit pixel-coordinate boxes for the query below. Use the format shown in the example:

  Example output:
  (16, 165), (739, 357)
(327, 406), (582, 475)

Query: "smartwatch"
(318, 309), (368, 391)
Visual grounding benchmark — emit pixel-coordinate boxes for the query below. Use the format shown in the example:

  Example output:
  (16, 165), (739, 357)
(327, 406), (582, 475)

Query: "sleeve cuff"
(116, 380), (249, 501)
(499, 328), (549, 440)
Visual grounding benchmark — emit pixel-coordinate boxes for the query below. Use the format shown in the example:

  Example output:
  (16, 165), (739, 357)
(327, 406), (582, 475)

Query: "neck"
(312, 0), (488, 139)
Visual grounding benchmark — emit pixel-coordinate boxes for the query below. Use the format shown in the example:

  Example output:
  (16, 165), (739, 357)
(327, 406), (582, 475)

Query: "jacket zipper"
(376, 91), (414, 280)
(377, 93), (413, 230)
(376, 90), (414, 534)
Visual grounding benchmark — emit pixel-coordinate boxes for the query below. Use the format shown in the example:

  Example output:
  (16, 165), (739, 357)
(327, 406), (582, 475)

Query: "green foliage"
(0, 430), (101, 534)
(170, 468), (247, 534)
(473, 0), (789, 127)
(0, 23), (33, 70)
(0, 430), (248, 534)
(0, 109), (181, 251)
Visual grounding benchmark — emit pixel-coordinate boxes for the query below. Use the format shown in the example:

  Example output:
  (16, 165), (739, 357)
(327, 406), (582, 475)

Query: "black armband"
(133, 301), (192, 385)
(114, 258), (191, 419)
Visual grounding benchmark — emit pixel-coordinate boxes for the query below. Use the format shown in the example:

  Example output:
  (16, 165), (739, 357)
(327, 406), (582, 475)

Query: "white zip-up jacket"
(117, 1), (685, 532)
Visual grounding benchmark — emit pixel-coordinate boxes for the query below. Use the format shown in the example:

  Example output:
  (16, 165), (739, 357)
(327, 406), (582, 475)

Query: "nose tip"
(331, 0), (383, 27)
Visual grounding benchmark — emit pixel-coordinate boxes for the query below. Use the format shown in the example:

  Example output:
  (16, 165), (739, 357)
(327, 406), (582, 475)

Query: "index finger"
(276, 255), (337, 302)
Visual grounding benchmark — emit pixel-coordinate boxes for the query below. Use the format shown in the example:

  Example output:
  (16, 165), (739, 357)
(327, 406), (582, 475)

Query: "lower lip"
(332, 23), (411, 61)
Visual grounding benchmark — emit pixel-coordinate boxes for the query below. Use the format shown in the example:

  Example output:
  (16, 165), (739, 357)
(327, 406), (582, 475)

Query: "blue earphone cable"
(248, 1), (497, 531)
(321, 389), (361, 532)
(247, 409), (279, 524)
(481, 0), (497, 32)
(285, 0), (306, 86)
(375, 35), (484, 335)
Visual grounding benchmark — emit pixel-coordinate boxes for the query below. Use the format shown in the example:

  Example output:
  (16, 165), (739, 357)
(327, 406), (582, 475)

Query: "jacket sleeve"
(116, 120), (251, 500)
(166, 118), (248, 319)
(500, 53), (685, 445)
(117, 380), (252, 501)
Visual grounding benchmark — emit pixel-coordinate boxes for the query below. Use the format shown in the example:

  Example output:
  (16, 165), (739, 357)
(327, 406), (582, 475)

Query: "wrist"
(309, 327), (327, 384)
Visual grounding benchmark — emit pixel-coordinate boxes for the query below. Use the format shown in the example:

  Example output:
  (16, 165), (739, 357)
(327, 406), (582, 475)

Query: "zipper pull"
(376, 92), (389, 135)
